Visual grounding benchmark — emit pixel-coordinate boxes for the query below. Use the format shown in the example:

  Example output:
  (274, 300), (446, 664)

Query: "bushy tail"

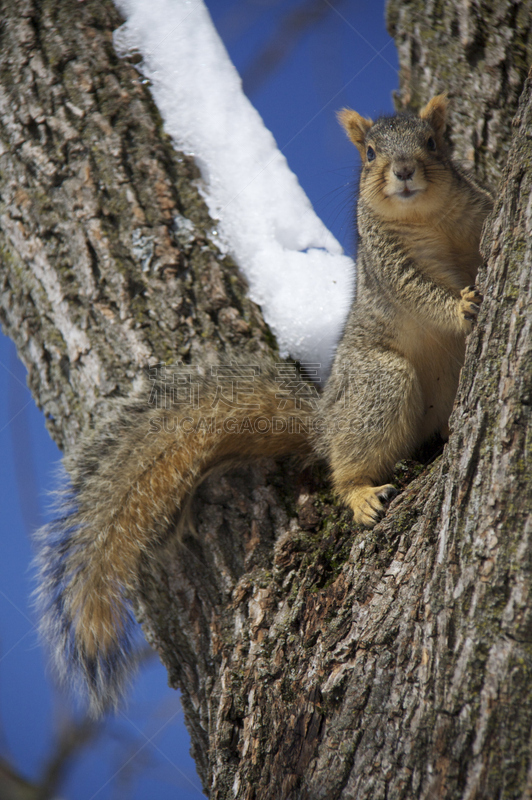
(35, 367), (315, 713)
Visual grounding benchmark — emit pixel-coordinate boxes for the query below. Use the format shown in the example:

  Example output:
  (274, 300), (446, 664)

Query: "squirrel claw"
(377, 485), (398, 503)
(459, 285), (483, 329)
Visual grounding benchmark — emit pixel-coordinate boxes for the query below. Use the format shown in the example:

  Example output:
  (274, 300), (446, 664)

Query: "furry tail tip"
(34, 494), (138, 716)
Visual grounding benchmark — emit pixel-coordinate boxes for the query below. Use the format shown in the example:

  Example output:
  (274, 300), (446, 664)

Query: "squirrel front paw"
(345, 484), (398, 528)
(459, 285), (483, 332)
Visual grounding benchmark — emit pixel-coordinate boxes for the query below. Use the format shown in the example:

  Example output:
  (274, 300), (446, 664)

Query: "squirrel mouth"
(397, 185), (419, 198)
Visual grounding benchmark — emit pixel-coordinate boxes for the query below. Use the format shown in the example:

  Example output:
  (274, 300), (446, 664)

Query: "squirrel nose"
(393, 164), (415, 181)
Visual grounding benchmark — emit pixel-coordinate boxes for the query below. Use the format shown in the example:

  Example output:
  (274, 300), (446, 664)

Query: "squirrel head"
(337, 95), (454, 221)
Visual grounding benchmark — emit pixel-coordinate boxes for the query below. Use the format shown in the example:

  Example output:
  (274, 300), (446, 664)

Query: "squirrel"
(35, 94), (492, 713)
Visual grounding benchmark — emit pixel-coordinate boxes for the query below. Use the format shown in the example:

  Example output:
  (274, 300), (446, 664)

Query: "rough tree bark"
(1, 1), (531, 799)
(0, 0), (272, 451)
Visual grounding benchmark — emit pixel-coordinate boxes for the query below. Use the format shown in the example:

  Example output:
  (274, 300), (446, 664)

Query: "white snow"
(113, 0), (354, 371)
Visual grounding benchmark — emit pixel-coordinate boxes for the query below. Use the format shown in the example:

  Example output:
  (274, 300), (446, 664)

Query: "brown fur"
(62, 385), (312, 662)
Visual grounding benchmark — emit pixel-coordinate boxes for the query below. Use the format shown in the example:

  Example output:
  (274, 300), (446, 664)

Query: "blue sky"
(0, 1), (397, 797)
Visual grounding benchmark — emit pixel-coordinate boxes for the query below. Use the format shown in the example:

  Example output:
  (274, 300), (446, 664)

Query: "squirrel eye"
(366, 146), (376, 162)
(427, 136), (436, 151)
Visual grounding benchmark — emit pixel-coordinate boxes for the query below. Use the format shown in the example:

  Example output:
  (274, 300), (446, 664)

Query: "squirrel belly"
(36, 94), (492, 712)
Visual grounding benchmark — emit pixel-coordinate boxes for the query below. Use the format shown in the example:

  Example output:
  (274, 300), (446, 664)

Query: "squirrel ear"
(337, 108), (373, 157)
(419, 94), (448, 137)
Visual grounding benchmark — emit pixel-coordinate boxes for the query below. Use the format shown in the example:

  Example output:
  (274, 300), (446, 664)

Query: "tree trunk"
(1, 1), (532, 799)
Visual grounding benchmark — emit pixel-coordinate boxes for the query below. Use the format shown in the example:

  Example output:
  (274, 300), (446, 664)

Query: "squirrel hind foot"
(344, 484), (398, 528)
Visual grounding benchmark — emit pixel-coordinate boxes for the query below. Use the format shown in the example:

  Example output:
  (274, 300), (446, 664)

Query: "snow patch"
(113, 0), (354, 370)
